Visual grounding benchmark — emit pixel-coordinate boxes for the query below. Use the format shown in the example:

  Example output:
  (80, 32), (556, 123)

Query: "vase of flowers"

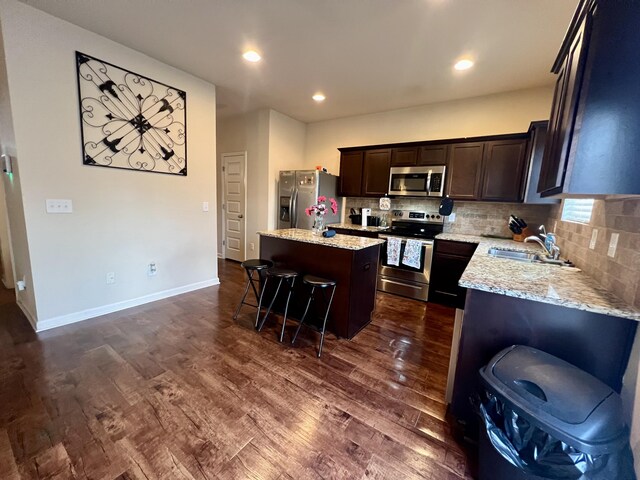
(306, 196), (338, 235)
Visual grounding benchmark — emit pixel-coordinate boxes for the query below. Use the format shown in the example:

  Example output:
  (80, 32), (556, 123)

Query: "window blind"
(561, 199), (594, 224)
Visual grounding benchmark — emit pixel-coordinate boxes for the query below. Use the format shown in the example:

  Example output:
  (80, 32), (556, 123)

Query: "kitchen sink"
(487, 248), (571, 267)
(488, 248), (540, 262)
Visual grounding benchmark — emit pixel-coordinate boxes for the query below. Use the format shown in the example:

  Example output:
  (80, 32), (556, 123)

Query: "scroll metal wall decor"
(76, 51), (187, 176)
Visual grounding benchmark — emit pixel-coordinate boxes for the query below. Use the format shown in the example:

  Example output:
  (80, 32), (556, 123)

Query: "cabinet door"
(480, 139), (528, 202)
(538, 17), (589, 195)
(418, 145), (449, 166)
(390, 147), (418, 166)
(446, 143), (484, 200)
(338, 151), (364, 196)
(362, 149), (391, 197)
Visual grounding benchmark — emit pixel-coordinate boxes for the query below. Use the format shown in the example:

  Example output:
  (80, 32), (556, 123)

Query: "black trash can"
(477, 345), (636, 480)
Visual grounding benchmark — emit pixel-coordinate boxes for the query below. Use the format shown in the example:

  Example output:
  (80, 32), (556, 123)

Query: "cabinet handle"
(363, 263), (370, 271)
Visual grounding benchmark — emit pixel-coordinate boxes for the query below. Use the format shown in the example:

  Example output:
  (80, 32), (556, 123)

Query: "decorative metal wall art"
(76, 51), (187, 176)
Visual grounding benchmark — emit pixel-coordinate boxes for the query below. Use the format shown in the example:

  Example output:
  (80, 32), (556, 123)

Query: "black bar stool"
(256, 268), (298, 336)
(291, 275), (337, 358)
(233, 259), (273, 321)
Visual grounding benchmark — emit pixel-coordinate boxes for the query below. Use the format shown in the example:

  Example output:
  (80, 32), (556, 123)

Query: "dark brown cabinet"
(338, 150), (364, 196)
(339, 133), (529, 201)
(418, 145), (449, 166)
(446, 143), (484, 200)
(362, 149), (391, 197)
(428, 240), (478, 309)
(538, 13), (589, 196)
(538, 1), (640, 196)
(480, 139), (528, 202)
(390, 147), (419, 166)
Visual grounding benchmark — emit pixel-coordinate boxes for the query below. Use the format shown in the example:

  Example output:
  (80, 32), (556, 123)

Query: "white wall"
(304, 86), (555, 174)
(267, 110), (306, 229)
(0, 0), (218, 329)
(217, 109), (269, 258)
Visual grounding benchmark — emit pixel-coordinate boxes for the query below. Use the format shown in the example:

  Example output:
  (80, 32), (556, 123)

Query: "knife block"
(512, 227), (533, 242)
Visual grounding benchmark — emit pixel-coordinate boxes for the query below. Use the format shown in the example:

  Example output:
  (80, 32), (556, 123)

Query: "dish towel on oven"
(386, 237), (401, 266)
(402, 239), (423, 269)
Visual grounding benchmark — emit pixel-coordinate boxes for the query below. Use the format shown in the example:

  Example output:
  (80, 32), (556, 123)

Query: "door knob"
(237, 214), (244, 218)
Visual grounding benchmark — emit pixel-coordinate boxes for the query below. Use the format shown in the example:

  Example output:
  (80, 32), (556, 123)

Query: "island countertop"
(435, 233), (640, 321)
(330, 223), (389, 234)
(258, 228), (385, 251)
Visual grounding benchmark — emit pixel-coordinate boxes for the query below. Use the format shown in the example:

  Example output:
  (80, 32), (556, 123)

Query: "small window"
(561, 199), (594, 224)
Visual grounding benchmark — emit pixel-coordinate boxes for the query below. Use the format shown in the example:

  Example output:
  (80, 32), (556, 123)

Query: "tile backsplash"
(344, 197), (553, 238)
(547, 197), (640, 309)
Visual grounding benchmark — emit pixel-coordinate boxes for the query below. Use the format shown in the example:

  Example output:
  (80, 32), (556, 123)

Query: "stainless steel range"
(377, 210), (444, 301)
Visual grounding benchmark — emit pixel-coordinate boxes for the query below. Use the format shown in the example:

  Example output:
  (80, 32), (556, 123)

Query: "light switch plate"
(607, 233), (619, 258)
(46, 199), (73, 213)
(589, 229), (598, 250)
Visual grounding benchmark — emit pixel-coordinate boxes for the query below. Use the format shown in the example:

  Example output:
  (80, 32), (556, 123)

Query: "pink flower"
(305, 207), (312, 216)
(317, 195), (326, 203)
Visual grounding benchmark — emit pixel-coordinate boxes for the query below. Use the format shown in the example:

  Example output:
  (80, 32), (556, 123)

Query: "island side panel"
(347, 244), (381, 338)
(259, 236), (380, 339)
(450, 289), (638, 429)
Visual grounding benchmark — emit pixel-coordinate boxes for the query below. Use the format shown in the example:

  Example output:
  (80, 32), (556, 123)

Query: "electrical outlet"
(589, 229), (598, 250)
(148, 262), (157, 276)
(250, 242), (255, 251)
(106, 272), (115, 284)
(202, 201), (209, 212)
(607, 233), (619, 258)
(46, 199), (73, 214)
(448, 212), (456, 222)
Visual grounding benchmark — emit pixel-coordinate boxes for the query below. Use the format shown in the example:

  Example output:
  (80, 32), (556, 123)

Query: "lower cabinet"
(428, 240), (478, 309)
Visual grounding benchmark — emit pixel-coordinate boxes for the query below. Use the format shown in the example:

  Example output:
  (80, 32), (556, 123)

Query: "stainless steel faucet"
(525, 225), (561, 260)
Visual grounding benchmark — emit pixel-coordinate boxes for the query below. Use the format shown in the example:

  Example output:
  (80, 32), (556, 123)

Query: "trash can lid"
(480, 345), (629, 455)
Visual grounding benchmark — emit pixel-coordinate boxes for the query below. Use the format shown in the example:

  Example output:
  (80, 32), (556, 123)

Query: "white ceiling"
(21, 0), (578, 123)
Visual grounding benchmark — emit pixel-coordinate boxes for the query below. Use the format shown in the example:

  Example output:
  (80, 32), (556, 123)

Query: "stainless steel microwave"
(388, 165), (446, 197)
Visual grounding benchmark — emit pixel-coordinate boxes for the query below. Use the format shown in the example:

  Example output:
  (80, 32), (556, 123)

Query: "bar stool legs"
(291, 275), (337, 358)
(233, 259), (273, 321)
(256, 268), (298, 334)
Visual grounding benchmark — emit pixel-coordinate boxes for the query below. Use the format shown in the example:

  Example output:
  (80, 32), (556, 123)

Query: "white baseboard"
(35, 278), (220, 333)
(17, 297), (37, 331)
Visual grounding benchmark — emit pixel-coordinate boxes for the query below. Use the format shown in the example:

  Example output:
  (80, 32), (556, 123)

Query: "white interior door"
(222, 152), (246, 262)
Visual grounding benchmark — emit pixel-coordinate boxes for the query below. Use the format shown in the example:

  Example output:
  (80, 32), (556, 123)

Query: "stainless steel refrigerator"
(278, 170), (339, 230)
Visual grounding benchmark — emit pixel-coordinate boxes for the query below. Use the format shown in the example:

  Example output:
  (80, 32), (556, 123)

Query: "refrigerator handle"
(291, 190), (298, 228)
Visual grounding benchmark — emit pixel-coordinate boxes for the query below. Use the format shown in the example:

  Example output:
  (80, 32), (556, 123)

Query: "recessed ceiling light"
(312, 93), (326, 102)
(242, 50), (261, 63)
(454, 59), (474, 71)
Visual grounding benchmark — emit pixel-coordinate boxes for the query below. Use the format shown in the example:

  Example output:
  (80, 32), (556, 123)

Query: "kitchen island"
(258, 229), (384, 339)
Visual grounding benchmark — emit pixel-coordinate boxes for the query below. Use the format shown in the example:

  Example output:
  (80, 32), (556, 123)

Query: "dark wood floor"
(0, 260), (474, 479)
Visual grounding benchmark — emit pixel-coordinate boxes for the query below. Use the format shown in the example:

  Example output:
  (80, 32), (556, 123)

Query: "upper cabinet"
(390, 147), (419, 167)
(362, 149), (391, 196)
(446, 143), (484, 200)
(338, 150), (364, 196)
(338, 149), (390, 197)
(418, 145), (449, 166)
(538, 0), (640, 196)
(480, 139), (528, 202)
(339, 133), (528, 201)
(445, 137), (528, 202)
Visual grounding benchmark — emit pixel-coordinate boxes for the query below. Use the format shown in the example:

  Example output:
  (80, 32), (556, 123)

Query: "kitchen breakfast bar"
(258, 229), (384, 339)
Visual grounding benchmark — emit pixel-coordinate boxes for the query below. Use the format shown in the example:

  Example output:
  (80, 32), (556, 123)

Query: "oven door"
(378, 236), (433, 284)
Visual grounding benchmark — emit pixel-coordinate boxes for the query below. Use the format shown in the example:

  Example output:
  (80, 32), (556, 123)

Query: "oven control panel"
(391, 210), (443, 223)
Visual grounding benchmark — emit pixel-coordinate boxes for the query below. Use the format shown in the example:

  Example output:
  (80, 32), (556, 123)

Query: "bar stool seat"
(290, 274), (337, 358)
(233, 259), (273, 321)
(256, 268), (299, 337)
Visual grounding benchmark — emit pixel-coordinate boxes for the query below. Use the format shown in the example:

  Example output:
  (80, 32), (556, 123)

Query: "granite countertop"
(331, 223), (389, 233)
(258, 228), (385, 251)
(435, 233), (640, 321)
